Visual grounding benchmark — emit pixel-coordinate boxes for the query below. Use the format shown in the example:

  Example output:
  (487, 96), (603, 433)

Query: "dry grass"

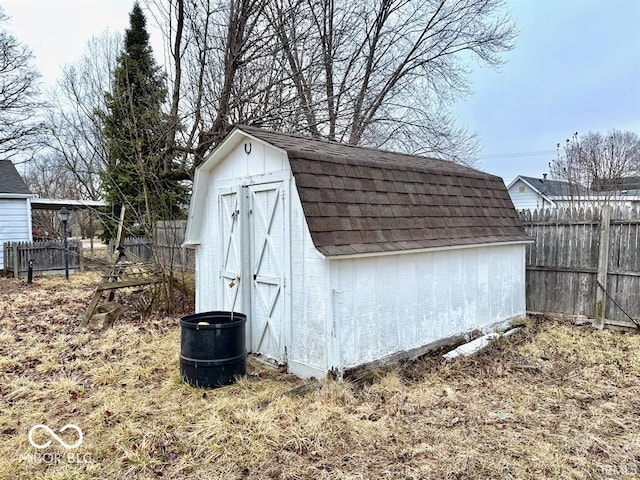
(1, 273), (639, 479)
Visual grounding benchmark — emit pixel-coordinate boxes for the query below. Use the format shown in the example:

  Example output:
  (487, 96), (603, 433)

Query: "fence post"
(12, 242), (19, 279)
(79, 240), (85, 272)
(595, 205), (611, 329)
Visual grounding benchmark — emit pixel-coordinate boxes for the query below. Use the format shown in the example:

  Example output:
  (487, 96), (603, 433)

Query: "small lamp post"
(58, 207), (70, 280)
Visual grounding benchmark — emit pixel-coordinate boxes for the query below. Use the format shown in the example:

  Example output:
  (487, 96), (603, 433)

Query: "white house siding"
(508, 180), (550, 210)
(554, 199), (637, 210)
(0, 198), (32, 269)
(330, 243), (526, 370)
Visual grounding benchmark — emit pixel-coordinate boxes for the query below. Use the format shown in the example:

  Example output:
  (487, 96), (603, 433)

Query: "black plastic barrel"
(180, 311), (247, 388)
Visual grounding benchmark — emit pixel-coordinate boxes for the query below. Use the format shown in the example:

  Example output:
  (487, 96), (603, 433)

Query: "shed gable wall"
(330, 243), (526, 369)
(213, 137), (289, 182)
(193, 138), (330, 373)
(195, 138), (290, 313)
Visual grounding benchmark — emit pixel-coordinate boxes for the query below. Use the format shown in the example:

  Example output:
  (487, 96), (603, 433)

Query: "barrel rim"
(181, 311), (246, 328)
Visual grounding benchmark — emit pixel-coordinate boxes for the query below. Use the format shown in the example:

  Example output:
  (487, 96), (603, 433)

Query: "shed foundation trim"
(343, 314), (525, 376)
(287, 360), (327, 379)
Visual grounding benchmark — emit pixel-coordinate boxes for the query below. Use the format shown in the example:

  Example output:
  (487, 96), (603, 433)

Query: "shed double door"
(218, 181), (287, 364)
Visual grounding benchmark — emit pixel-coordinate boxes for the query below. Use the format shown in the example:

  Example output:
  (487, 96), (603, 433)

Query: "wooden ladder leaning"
(80, 207), (165, 328)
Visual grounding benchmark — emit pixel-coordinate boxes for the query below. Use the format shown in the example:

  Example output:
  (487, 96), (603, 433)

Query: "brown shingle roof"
(239, 126), (528, 256)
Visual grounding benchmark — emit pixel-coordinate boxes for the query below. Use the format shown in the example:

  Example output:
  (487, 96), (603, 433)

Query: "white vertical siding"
(287, 183), (328, 377)
(213, 138), (288, 182)
(194, 181), (219, 314)
(0, 198), (32, 269)
(331, 244), (526, 370)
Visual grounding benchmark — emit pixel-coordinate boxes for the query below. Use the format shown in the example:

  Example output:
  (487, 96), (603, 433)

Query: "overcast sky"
(3, 0), (640, 184)
(454, 0), (640, 183)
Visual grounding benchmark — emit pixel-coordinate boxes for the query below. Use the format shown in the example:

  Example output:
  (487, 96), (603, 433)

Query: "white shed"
(185, 126), (530, 378)
(0, 160), (33, 270)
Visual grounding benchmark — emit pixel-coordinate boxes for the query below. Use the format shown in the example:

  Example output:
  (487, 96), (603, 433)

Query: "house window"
(518, 186), (525, 193)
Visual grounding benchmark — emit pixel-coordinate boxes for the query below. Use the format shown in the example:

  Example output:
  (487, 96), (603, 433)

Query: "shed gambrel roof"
(238, 126), (528, 256)
(0, 160), (32, 196)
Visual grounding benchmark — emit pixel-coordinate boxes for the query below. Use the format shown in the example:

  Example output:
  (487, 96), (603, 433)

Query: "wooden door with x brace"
(218, 180), (288, 364)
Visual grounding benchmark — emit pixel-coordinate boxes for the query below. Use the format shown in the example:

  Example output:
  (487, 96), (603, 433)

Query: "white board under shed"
(185, 126), (530, 378)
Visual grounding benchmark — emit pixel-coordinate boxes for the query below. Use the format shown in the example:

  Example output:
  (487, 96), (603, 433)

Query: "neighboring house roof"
(197, 125), (529, 256)
(509, 175), (640, 205)
(591, 176), (640, 192)
(513, 175), (591, 197)
(0, 160), (32, 196)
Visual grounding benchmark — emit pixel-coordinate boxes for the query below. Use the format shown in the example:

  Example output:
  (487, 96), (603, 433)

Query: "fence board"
(521, 207), (640, 327)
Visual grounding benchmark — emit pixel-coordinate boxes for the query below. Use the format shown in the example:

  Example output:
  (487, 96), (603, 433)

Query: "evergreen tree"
(99, 2), (186, 241)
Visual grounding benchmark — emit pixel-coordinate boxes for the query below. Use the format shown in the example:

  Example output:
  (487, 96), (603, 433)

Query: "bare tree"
(23, 152), (79, 238)
(0, 7), (45, 161)
(22, 32), (122, 242)
(550, 130), (640, 205)
(146, 0), (515, 169)
(264, 0), (514, 162)
(45, 31), (122, 202)
(145, 0), (187, 173)
(145, 0), (278, 168)
(179, 0), (276, 165)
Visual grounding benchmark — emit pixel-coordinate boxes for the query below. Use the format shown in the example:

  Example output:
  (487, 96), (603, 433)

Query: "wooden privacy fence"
(107, 236), (154, 262)
(155, 220), (195, 272)
(3, 240), (83, 278)
(106, 221), (194, 272)
(520, 206), (640, 328)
